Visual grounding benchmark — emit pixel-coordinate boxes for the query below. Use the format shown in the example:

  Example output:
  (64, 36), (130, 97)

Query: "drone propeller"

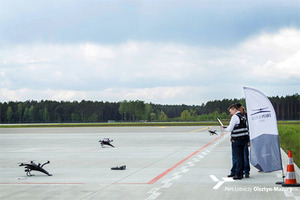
(18, 160), (35, 164)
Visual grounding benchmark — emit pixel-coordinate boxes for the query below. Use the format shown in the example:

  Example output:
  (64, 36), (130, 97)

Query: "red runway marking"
(115, 132), (226, 185)
(147, 132), (226, 184)
(0, 183), (84, 185)
(3, 132), (226, 186)
(114, 183), (148, 185)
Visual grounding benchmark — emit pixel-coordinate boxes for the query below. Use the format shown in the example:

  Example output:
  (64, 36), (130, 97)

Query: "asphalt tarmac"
(0, 126), (299, 200)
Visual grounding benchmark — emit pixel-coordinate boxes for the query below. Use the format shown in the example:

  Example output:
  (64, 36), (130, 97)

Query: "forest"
(0, 94), (299, 123)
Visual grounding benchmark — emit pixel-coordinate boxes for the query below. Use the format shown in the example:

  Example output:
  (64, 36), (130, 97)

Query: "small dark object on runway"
(19, 161), (52, 176)
(111, 165), (126, 170)
(208, 127), (218, 135)
(99, 138), (115, 148)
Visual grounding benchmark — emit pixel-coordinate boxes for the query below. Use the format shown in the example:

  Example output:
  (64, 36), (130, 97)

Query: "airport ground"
(0, 126), (299, 200)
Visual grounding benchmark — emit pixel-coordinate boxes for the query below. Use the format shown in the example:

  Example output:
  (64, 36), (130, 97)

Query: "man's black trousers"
(232, 138), (249, 177)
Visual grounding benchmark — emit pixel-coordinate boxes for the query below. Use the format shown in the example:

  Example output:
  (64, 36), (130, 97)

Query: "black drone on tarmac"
(111, 165), (126, 170)
(208, 127), (218, 135)
(19, 161), (52, 176)
(99, 138), (115, 148)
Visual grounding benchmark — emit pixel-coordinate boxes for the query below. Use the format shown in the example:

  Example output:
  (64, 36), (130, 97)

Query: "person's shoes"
(244, 174), (250, 178)
(233, 176), (243, 180)
(227, 174), (235, 177)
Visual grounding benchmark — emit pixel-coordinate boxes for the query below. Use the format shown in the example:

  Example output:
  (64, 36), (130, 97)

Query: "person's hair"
(235, 103), (242, 108)
(227, 104), (238, 111)
(239, 106), (247, 115)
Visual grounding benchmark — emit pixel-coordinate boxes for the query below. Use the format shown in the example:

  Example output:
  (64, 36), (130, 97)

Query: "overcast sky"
(1, 0), (299, 105)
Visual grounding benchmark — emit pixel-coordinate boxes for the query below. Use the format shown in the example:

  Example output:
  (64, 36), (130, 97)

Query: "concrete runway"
(0, 126), (299, 200)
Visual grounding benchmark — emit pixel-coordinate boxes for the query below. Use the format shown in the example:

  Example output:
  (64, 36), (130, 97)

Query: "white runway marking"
(283, 188), (299, 199)
(284, 190), (294, 198)
(161, 179), (172, 184)
(213, 181), (225, 190)
(187, 162), (195, 167)
(172, 172), (181, 176)
(210, 175), (219, 182)
(161, 182), (173, 188)
(146, 187), (161, 200)
(197, 155), (204, 158)
(222, 177), (234, 182)
(144, 131), (229, 200)
(181, 168), (190, 173)
(209, 175), (224, 190)
(210, 175), (234, 190)
(179, 166), (188, 170)
(148, 187), (160, 194)
(145, 193), (161, 200)
(172, 174), (182, 180)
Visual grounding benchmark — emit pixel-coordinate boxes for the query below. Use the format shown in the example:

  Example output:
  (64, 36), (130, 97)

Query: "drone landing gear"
(25, 169), (34, 176)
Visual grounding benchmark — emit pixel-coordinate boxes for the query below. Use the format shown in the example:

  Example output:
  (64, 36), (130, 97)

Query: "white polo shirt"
(225, 111), (241, 132)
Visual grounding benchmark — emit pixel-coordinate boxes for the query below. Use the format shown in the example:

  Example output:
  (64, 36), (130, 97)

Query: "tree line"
(0, 94), (299, 123)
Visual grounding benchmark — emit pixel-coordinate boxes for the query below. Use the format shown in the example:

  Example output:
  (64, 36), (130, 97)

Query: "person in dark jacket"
(228, 103), (250, 178)
(224, 104), (249, 180)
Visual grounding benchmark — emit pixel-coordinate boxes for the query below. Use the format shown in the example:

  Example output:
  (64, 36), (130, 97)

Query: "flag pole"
(275, 169), (285, 185)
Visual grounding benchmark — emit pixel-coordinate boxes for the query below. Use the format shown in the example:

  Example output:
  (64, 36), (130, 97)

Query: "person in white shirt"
(223, 104), (249, 180)
(226, 103), (250, 178)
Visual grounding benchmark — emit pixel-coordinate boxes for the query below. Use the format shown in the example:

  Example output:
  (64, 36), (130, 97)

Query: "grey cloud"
(0, 28), (299, 103)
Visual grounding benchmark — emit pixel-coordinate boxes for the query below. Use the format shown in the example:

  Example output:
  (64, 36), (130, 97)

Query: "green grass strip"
(278, 123), (300, 167)
(0, 121), (221, 128)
